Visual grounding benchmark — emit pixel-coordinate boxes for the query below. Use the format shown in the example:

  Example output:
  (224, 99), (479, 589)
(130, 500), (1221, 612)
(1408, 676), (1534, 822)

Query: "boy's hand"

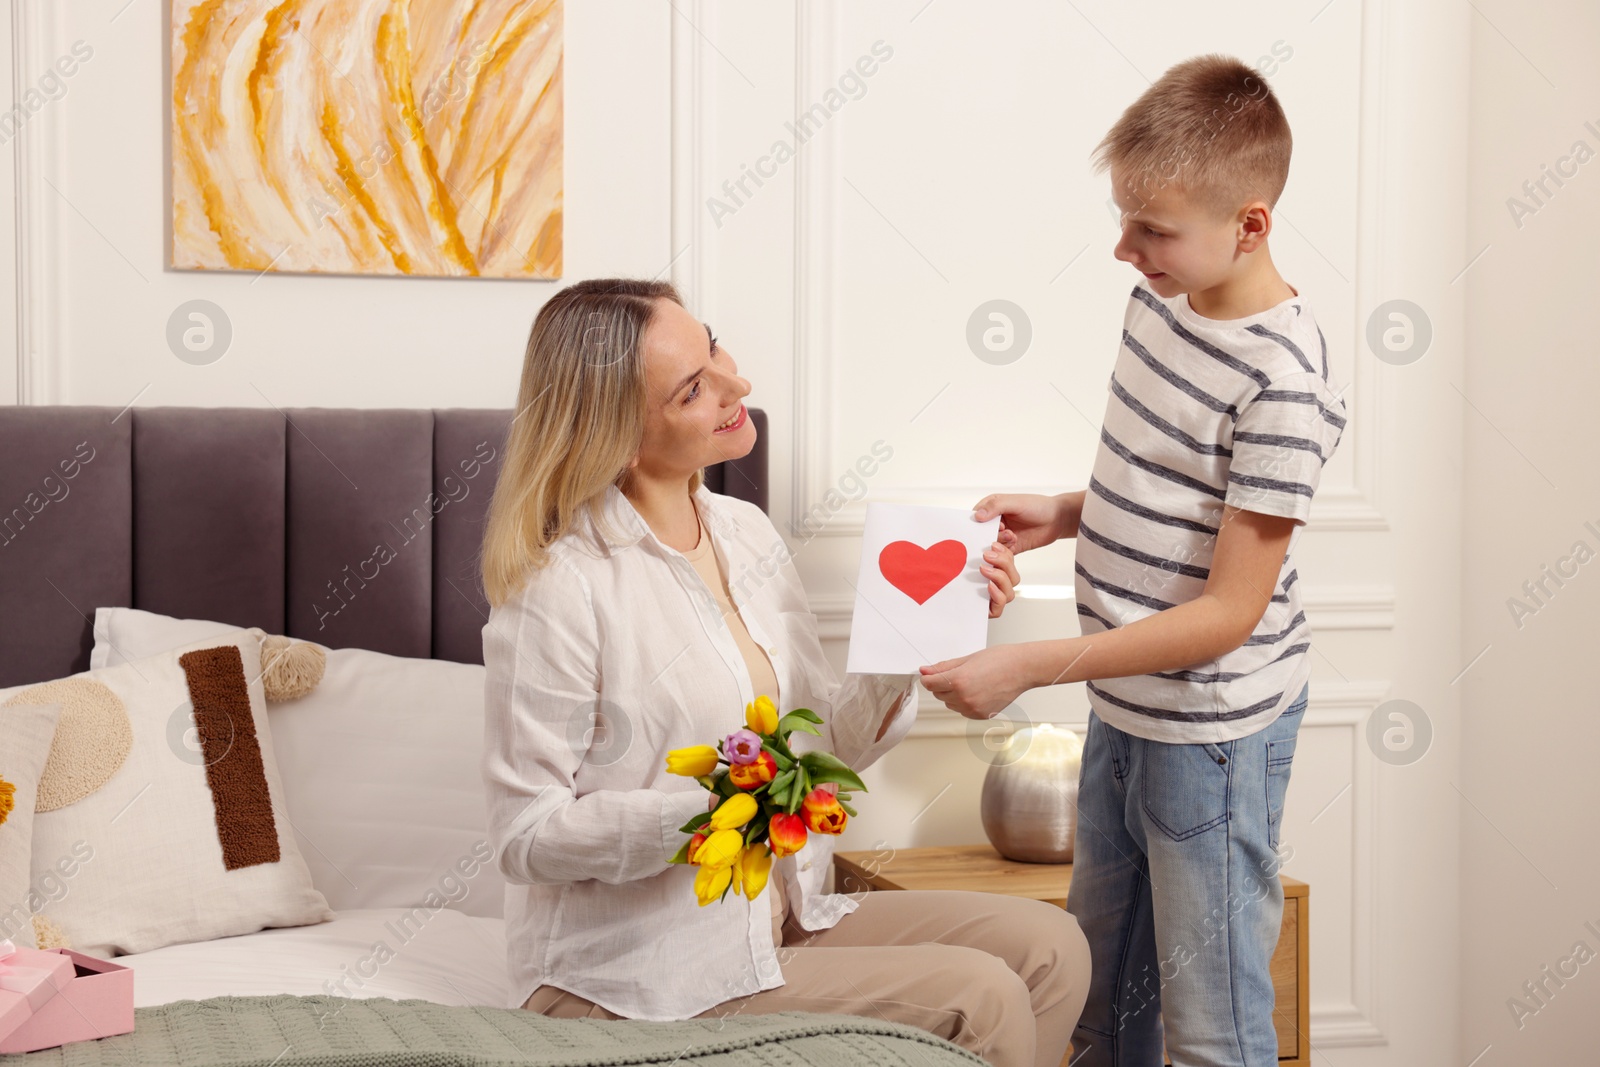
(918, 645), (1033, 719)
(972, 494), (1073, 554)
(981, 540), (1020, 619)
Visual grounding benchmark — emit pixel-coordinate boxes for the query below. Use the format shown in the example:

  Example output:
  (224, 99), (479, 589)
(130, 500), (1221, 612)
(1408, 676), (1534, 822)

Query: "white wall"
(1461, 2), (1600, 1062)
(690, 4), (1467, 1062)
(4, 0), (671, 408)
(4, 0), (1498, 1061)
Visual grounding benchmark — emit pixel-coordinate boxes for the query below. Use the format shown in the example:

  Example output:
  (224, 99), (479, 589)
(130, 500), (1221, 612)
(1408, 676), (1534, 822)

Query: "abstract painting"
(171, 0), (562, 279)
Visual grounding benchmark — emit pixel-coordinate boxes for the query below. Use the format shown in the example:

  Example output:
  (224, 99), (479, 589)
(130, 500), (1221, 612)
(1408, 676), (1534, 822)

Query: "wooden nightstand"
(835, 844), (1310, 1067)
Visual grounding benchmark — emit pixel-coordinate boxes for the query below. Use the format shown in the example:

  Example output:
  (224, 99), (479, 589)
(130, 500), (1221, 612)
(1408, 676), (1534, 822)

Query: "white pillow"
(91, 607), (504, 919)
(0, 703), (63, 948)
(0, 629), (332, 957)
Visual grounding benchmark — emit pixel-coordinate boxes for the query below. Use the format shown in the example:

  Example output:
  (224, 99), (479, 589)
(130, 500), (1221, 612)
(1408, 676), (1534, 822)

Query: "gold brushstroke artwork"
(171, 0), (562, 279)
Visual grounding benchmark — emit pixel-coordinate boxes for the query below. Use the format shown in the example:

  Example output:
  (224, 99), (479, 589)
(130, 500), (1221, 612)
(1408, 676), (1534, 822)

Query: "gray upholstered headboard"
(0, 406), (769, 688)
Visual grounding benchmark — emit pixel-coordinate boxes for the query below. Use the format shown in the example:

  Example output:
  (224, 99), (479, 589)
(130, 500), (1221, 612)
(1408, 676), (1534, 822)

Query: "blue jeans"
(1066, 682), (1307, 1067)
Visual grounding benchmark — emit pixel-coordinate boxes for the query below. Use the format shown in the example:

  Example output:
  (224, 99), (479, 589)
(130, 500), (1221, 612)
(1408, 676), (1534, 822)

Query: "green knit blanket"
(0, 995), (988, 1065)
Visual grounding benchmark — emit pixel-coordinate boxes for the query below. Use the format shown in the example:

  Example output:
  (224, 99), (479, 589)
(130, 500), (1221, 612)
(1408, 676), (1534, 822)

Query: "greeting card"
(844, 503), (1000, 674)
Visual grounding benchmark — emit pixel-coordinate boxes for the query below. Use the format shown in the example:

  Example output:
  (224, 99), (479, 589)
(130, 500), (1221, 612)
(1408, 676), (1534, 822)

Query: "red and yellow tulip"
(728, 750), (777, 790)
(767, 812), (807, 858)
(801, 787), (848, 835)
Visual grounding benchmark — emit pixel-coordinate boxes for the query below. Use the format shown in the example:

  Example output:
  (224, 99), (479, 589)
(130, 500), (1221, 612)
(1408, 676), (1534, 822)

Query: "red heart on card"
(879, 539), (968, 605)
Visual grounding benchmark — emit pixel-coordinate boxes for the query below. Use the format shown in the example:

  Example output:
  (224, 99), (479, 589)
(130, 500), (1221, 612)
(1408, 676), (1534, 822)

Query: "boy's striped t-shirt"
(1073, 279), (1348, 743)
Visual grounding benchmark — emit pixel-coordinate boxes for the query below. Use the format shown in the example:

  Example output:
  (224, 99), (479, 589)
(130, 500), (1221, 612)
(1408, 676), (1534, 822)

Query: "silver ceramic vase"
(979, 722), (1084, 864)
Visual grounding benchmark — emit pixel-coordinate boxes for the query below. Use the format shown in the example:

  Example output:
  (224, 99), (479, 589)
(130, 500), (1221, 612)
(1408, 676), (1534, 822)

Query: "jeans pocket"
(1264, 693), (1305, 850)
(1141, 738), (1233, 841)
(1087, 713), (1132, 784)
(1107, 721), (1131, 783)
(1266, 737), (1296, 851)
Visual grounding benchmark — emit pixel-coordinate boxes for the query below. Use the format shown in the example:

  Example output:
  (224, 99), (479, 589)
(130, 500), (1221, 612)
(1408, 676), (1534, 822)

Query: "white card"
(844, 503), (1002, 674)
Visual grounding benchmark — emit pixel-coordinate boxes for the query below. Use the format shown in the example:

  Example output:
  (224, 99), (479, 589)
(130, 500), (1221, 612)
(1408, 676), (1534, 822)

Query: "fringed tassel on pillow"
(33, 913), (70, 950)
(260, 636), (327, 702)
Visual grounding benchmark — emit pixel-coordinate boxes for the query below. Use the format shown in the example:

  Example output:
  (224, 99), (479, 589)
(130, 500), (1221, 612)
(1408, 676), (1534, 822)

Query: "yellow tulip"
(728, 846), (745, 897)
(745, 695), (779, 735)
(739, 843), (773, 901)
(694, 862), (733, 906)
(665, 745), (719, 777)
(708, 792), (758, 832)
(695, 828), (744, 870)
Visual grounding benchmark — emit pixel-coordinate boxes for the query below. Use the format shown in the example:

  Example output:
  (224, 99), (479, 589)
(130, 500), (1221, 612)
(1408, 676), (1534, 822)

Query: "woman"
(480, 278), (1091, 1067)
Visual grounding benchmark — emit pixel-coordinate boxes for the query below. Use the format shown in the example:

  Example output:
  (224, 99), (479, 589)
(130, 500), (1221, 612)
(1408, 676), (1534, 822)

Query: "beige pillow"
(0, 703), (63, 949)
(91, 606), (502, 919)
(0, 628), (332, 957)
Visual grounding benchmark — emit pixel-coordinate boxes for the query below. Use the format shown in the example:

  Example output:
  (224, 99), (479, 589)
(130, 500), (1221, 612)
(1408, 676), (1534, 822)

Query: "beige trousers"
(520, 889), (1091, 1067)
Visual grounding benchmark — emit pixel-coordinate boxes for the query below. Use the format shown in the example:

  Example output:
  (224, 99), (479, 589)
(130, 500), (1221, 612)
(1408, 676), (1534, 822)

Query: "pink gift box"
(0, 942), (73, 1042)
(0, 948), (134, 1054)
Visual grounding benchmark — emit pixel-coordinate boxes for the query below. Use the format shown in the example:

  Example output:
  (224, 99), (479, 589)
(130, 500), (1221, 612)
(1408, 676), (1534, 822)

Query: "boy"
(921, 55), (1347, 1066)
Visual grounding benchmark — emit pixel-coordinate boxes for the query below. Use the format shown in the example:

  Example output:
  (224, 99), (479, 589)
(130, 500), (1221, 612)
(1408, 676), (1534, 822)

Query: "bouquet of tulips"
(664, 695), (867, 906)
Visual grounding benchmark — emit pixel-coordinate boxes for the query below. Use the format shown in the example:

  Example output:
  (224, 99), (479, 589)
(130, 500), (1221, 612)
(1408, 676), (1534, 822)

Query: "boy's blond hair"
(1091, 54), (1291, 222)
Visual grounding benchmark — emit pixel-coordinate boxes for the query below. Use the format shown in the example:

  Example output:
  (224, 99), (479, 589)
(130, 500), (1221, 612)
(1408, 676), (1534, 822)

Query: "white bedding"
(114, 909), (511, 1009)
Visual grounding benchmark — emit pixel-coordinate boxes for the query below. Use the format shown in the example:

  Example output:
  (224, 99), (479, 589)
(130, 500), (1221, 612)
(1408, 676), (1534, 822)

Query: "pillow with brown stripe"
(0, 628), (332, 957)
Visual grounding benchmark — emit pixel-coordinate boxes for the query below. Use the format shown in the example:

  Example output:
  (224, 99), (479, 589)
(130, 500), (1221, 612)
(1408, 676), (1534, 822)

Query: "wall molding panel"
(12, 0), (63, 407)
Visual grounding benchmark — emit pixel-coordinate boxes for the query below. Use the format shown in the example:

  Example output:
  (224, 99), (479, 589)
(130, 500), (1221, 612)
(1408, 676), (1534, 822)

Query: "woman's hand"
(918, 645), (1034, 719)
(981, 540), (1021, 619)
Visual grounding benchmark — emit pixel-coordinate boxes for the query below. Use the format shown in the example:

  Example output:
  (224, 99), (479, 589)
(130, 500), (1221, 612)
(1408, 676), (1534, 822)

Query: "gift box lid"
(0, 940), (75, 1040)
(0, 947), (136, 1055)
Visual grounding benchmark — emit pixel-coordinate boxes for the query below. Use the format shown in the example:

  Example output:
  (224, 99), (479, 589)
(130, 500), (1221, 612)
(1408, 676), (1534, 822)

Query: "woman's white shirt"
(482, 483), (918, 1020)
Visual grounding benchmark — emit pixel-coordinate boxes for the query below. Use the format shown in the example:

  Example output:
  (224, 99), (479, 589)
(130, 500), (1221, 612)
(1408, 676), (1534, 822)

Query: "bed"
(0, 405), (985, 1065)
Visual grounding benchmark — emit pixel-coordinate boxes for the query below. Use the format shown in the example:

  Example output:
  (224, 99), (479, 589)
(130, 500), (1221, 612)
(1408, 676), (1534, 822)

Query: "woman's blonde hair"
(480, 278), (702, 607)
